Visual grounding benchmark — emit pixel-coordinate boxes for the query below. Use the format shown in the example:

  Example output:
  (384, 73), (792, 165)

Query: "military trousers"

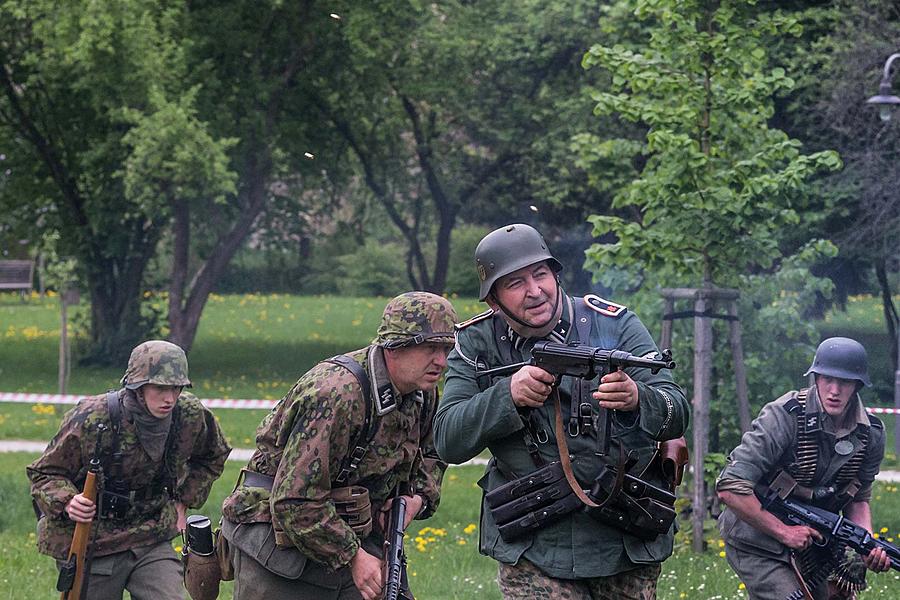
(724, 542), (829, 600)
(231, 545), (364, 600)
(497, 557), (661, 600)
(58, 539), (184, 600)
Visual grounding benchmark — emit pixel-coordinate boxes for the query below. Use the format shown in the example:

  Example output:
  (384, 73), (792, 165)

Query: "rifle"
(757, 488), (900, 572)
(382, 496), (408, 600)
(57, 423), (106, 600)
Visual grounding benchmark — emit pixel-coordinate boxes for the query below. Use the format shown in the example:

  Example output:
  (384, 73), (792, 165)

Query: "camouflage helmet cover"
(374, 292), (458, 348)
(474, 223), (563, 300)
(804, 336), (871, 387)
(122, 340), (192, 389)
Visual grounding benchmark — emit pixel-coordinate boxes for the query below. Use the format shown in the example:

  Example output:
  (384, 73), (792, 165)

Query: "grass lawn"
(3, 452), (900, 599)
(3, 292), (900, 597)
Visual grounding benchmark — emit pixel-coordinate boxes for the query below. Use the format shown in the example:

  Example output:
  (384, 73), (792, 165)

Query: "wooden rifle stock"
(58, 423), (105, 600)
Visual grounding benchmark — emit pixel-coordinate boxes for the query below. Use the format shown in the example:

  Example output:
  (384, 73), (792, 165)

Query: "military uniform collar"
(506, 295), (574, 350)
(367, 345), (423, 415)
(808, 386), (869, 438)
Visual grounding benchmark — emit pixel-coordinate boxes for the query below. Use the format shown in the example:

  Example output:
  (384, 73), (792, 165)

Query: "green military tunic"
(222, 345), (446, 572)
(433, 294), (689, 579)
(28, 390), (231, 560)
(717, 387), (884, 599)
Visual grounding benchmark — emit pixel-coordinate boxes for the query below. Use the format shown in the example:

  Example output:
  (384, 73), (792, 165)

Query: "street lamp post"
(866, 53), (900, 122)
(865, 53), (900, 456)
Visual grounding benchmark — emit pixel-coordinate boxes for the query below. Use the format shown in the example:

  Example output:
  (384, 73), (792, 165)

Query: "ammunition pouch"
(98, 477), (169, 520)
(584, 465), (676, 540)
(485, 462), (581, 542)
(56, 555), (77, 592)
(332, 486), (372, 538)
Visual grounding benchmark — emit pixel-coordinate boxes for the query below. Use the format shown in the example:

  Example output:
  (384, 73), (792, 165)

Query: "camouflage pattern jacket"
(222, 345), (446, 571)
(27, 390), (231, 559)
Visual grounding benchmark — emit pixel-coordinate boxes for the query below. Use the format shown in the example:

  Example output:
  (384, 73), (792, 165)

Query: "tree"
(313, 1), (611, 292)
(779, 0), (900, 371)
(582, 0), (840, 289)
(580, 0), (842, 551)
(0, 1), (234, 362)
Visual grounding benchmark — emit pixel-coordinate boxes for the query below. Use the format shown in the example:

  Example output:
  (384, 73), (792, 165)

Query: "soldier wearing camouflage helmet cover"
(27, 340), (231, 600)
(221, 291), (457, 600)
(434, 224), (689, 600)
(717, 337), (890, 599)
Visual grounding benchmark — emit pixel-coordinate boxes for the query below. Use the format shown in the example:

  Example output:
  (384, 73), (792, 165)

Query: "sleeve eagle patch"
(584, 294), (627, 318)
(454, 308), (495, 331)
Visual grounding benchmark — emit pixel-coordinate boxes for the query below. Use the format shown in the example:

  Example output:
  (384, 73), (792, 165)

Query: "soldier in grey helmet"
(717, 337), (890, 599)
(28, 340), (231, 600)
(221, 292), (458, 600)
(434, 224), (689, 599)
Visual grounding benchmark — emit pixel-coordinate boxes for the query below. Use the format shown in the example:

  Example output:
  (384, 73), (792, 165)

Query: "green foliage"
(444, 224), (490, 298)
(581, 0), (841, 289)
(335, 241), (409, 298)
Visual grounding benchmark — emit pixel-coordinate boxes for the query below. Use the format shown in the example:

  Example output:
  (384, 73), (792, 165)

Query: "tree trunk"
(875, 259), (899, 371)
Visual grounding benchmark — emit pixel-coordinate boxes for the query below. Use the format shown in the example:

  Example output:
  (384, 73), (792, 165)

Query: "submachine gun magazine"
(382, 497), (408, 600)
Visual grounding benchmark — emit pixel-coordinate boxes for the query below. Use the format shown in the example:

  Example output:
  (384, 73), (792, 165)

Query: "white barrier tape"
(4, 391), (900, 415)
(0, 392), (276, 410)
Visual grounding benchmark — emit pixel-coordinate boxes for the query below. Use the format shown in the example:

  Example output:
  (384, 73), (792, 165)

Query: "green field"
(2, 292), (900, 598)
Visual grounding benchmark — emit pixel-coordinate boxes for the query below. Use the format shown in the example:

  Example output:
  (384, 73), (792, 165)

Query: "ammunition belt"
(789, 388), (868, 489)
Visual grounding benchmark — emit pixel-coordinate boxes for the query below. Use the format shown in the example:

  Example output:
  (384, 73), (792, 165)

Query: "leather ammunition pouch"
(331, 486), (372, 538)
(485, 461), (581, 542)
(583, 465), (676, 540)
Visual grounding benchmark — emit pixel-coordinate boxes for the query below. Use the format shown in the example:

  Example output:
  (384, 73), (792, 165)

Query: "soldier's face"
(489, 262), (558, 326)
(815, 375), (857, 418)
(384, 342), (453, 394)
(141, 384), (182, 418)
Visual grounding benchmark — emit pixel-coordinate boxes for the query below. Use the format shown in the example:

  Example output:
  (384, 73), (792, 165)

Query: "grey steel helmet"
(804, 337), (871, 387)
(121, 340), (192, 390)
(374, 291), (458, 349)
(474, 223), (563, 300)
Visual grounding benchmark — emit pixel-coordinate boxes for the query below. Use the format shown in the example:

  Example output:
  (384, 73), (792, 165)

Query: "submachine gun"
(478, 341), (676, 382)
(478, 342), (683, 542)
(57, 423), (107, 600)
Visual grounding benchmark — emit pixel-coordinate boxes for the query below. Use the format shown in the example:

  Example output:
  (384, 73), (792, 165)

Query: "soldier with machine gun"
(717, 337), (891, 599)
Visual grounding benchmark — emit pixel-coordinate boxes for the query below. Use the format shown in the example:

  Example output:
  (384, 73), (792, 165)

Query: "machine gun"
(477, 341), (675, 381)
(382, 496), (410, 600)
(57, 423), (106, 600)
(757, 489), (900, 571)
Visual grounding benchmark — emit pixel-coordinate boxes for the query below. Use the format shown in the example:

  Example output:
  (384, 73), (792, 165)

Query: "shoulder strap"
(105, 390), (124, 479)
(324, 355), (379, 485)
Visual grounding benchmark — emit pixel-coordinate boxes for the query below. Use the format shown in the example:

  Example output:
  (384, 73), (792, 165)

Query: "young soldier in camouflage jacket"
(28, 340), (231, 600)
(221, 291), (458, 600)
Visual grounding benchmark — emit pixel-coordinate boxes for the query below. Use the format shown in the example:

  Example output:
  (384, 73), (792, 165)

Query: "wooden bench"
(0, 260), (35, 295)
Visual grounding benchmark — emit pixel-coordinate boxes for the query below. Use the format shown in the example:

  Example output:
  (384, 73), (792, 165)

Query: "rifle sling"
(552, 389), (623, 510)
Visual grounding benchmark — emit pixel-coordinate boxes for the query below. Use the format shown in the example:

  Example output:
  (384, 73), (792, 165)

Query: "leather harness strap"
(552, 388), (625, 510)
